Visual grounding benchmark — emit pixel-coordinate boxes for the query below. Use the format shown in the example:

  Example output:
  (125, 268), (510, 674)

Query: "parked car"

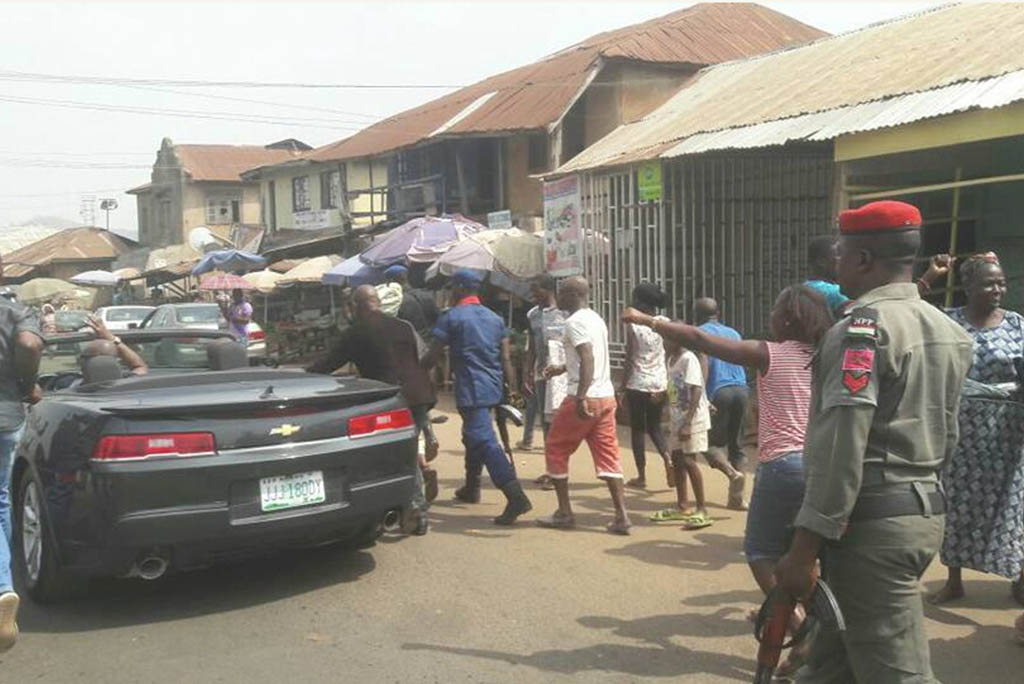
(95, 305), (155, 331)
(14, 328), (417, 601)
(139, 303), (267, 363)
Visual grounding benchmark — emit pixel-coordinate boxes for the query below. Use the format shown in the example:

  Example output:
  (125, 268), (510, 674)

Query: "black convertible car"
(13, 329), (417, 601)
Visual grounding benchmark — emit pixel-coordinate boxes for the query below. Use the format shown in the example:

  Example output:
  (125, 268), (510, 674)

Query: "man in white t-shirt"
(539, 276), (631, 535)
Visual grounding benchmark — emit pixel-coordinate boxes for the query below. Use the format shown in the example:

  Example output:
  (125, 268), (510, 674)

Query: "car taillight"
(92, 432), (216, 461)
(248, 330), (266, 342)
(348, 409), (414, 438)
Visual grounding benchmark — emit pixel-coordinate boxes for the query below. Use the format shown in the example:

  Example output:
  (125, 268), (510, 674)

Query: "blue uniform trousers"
(459, 406), (516, 488)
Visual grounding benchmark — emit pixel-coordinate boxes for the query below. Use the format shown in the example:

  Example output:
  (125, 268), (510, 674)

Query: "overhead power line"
(0, 69), (465, 90)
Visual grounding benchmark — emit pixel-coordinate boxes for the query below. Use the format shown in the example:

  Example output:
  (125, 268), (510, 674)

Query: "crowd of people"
(3, 199), (1024, 673)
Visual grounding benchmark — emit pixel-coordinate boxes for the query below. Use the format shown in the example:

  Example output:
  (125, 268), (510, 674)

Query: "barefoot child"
(651, 331), (714, 529)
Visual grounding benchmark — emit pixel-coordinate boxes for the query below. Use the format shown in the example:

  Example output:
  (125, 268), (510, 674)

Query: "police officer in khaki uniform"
(775, 200), (974, 683)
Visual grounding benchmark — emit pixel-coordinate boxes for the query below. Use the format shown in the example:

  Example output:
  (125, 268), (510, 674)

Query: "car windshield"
(106, 307), (151, 322)
(40, 334), (230, 376)
(176, 306), (222, 325)
(54, 311), (89, 332)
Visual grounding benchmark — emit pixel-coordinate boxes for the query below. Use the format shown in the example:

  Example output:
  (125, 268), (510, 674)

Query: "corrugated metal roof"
(3, 227), (136, 278)
(174, 145), (304, 182)
(556, 3), (1024, 173)
(302, 3), (826, 164)
(0, 225), (65, 255)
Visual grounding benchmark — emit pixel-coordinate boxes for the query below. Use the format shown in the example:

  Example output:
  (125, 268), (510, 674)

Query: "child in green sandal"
(649, 329), (714, 529)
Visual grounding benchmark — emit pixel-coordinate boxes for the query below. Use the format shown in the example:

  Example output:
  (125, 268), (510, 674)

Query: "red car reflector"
(347, 409), (414, 438)
(92, 432), (216, 461)
(248, 330), (266, 341)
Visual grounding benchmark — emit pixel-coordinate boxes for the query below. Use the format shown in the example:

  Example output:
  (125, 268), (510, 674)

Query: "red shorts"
(544, 397), (623, 480)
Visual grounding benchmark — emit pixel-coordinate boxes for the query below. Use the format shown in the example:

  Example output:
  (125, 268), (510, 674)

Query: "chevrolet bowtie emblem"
(270, 424), (302, 437)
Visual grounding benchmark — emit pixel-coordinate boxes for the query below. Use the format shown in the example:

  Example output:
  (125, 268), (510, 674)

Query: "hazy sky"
(0, 0), (942, 236)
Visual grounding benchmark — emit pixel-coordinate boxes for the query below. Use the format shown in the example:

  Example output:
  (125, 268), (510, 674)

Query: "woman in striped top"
(624, 285), (832, 591)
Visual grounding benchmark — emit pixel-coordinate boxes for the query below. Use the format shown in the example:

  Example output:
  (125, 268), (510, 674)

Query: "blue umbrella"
(191, 249), (267, 276)
(322, 254), (381, 287)
(359, 214), (485, 268)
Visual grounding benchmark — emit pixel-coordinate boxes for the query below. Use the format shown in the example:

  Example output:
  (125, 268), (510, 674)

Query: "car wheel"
(14, 471), (83, 602)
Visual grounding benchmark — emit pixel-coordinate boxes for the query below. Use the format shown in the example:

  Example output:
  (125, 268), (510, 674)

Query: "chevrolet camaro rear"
(13, 331), (418, 602)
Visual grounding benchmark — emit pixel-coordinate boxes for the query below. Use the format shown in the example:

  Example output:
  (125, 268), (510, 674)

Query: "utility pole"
(100, 198), (118, 231)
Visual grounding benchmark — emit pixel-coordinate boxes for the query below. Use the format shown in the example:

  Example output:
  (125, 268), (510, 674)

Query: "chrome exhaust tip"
(135, 556), (169, 581)
(382, 509), (402, 532)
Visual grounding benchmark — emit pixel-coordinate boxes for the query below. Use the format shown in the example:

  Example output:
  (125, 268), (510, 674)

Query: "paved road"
(3, 398), (1021, 683)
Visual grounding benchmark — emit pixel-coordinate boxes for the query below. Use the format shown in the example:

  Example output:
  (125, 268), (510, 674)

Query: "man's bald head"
(352, 284), (381, 321)
(556, 276), (589, 312)
(80, 339), (117, 360)
(694, 298), (719, 323)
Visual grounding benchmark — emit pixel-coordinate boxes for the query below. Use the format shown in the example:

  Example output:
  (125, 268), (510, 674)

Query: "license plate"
(259, 471), (326, 512)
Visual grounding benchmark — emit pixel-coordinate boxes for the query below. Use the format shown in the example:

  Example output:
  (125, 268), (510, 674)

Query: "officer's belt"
(850, 482), (945, 521)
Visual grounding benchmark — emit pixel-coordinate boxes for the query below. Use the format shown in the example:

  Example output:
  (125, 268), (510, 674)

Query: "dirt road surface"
(3, 397), (1020, 683)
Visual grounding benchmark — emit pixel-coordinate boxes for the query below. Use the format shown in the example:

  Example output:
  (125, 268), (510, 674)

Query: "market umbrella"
(427, 229), (544, 280)
(16, 278), (77, 305)
(242, 269), (285, 294)
(359, 214), (485, 268)
(192, 249), (267, 276)
(198, 273), (254, 291)
(322, 254), (381, 287)
(70, 270), (120, 287)
(277, 256), (342, 287)
(112, 267), (142, 281)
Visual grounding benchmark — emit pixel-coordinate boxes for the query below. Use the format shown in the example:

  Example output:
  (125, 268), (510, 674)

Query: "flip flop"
(606, 519), (632, 535)
(649, 509), (698, 523)
(681, 511), (713, 530)
(625, 478), (647, 490)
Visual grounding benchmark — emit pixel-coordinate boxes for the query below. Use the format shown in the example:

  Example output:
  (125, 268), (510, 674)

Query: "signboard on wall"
(293, 210), (331, 231)
(637, 162), (662, 201)
(487, 209), (513, 230)
(543, 176), (583, 277)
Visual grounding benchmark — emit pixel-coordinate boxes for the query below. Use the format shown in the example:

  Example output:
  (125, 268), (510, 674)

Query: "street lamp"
(99, 198), (118, 231)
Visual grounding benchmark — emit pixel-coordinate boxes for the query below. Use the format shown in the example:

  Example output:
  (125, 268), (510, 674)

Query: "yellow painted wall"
(617, 63), (689, 124)
(836, 102), (1024, 162)
(346, 159), (389, 227)
(181, 183), (208, 240)
(505, 134), (543, 217)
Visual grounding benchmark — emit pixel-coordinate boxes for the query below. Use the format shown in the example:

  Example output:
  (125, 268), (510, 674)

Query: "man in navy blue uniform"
(423, 270), (532, 525)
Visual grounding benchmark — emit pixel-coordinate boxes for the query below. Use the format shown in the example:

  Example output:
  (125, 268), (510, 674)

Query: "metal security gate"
(580, 148), (833, 365)
(580, 170), (665, 366)
(664, 150), (833, 338)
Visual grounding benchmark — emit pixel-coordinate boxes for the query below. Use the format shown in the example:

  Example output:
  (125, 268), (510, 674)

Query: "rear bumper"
(58, 430), (416, 575)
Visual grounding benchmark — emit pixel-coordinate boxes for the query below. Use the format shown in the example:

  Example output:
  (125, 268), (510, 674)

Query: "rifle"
(753, 580), (844, 684)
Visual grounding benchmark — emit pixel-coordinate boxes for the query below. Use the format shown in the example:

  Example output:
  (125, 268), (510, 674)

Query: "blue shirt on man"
(432, 297), (507, 408)
(804, 279), (848, 313)
(698, 320), (748, 400)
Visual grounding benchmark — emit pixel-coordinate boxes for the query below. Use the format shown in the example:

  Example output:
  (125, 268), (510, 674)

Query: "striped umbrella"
(198, 273), (254, 291)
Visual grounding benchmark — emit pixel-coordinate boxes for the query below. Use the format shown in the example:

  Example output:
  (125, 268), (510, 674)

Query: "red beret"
(839, 201), (922, 234)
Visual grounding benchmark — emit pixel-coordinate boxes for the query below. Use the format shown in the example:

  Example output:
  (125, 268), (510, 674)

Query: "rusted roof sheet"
(175, 145), (303, 182)
(555, 3), (1024, 173)
(303, 3), (826, 163)
(3, 227), (136, 278)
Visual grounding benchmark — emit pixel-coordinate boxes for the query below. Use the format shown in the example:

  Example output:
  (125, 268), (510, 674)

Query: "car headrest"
(81, 355), (123, 384)
(207, 339), (248, 371)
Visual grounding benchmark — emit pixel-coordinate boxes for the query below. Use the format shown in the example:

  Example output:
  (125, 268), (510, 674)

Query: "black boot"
(493, 480), (532, 526)
(454, 473), (481, 503)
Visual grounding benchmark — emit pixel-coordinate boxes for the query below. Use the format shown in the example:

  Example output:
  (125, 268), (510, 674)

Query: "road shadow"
(928, 619), (1022, 684)
(683, 588), (764, 608)
(606, 533), (744, 572)
(403, 609), (754, 680)
(18, 543), (377, 634)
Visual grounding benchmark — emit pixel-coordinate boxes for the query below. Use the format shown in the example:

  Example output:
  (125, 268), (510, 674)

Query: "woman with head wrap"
(921, 253), (1024, 606)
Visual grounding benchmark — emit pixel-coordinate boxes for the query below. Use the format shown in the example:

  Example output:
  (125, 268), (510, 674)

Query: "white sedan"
(94, 306), (155, 331)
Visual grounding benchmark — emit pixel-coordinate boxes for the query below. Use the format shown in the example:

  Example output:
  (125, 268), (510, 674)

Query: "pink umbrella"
(199, 273), (254, 291)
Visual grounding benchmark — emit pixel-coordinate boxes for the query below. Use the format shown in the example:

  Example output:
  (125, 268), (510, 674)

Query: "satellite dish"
(189, 226), (219, 252)
(100, 199), (118, 211)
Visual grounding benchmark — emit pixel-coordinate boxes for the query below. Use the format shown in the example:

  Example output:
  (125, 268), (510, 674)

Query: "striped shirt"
(757, 340), (814, 462)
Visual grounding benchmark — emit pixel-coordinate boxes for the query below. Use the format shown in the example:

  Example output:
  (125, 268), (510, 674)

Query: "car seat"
(207, 339), (249, 370)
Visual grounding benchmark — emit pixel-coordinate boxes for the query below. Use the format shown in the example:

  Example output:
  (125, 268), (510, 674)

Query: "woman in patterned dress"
(924, 254), (1024, 605)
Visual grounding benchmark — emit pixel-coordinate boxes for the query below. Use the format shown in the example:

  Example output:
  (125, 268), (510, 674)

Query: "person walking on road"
(695, 298), (749, 509)
(219, 289), (252, 343)
(422, 270), (532, 526)
(620, 283), (671, 490)
(517, 275), (565, 454)
(308, 285), (437, 535)
(774, 200), (974, 684)
(537, 276), (632, 535)
(0, 256), (44, 653)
